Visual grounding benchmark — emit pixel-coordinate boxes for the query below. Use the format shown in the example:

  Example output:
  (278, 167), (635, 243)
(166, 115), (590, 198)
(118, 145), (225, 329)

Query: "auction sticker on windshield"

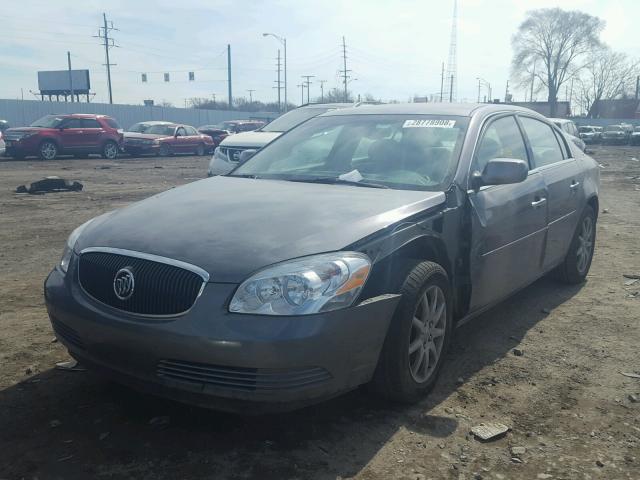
(403, 119), (456, 128)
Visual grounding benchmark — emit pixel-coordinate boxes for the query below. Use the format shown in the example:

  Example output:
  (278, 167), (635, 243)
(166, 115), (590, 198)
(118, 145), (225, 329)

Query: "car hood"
(219, 131), (282, 148)
(76, 176), (446, 283)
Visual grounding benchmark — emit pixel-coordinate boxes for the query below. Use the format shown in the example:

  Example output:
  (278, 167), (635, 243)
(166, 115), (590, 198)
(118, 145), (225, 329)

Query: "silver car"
(46, 103), (599, 412)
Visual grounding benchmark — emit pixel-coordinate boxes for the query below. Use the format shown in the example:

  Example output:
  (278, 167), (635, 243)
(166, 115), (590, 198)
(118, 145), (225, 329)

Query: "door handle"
(531, 197), (547, 208)
(570, 181), (580, 190)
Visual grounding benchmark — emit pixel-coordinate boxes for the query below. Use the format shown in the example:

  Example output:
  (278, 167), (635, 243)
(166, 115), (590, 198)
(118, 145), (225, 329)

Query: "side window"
(104, 118), (121, 129)
(474, 115), (528, 173)
(176, 127), (187, 137)
(520, 117), (565, 168)
(553, 129), (571, 159)
(62, 118), (82, 128)
(81, 119), (101, 128)
(185, 126), (198, 135)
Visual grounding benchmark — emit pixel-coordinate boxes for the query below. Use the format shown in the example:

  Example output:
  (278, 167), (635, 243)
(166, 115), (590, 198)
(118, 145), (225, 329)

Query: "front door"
(57, 118), (84, 152)
(468, 114), (549, 311)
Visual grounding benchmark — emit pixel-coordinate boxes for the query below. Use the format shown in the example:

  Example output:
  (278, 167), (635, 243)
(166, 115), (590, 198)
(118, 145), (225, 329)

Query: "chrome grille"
(78, 250), (206, 316)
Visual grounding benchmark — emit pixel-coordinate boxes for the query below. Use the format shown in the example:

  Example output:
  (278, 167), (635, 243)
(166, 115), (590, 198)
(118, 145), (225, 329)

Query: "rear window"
(104, 118), (121, 129)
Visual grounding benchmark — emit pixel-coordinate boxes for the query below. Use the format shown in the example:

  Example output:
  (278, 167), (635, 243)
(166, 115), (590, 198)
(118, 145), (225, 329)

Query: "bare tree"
(577, 47), (639, 117)
(512, 8), (604, 116)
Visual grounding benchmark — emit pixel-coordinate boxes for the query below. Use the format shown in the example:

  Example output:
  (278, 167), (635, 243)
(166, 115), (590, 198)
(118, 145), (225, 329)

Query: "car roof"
(547, 118), (572, 123)
(319, 102), (545, 118)
(135, 120), (173, 125)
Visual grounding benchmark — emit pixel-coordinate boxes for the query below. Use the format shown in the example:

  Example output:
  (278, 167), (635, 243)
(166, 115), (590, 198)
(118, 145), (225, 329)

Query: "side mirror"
(238, 149), (257, 164)
(472, 158), (528, 190)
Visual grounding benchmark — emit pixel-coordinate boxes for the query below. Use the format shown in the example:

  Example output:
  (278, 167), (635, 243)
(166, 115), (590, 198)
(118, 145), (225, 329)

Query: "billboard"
(37, 70), (91, 94)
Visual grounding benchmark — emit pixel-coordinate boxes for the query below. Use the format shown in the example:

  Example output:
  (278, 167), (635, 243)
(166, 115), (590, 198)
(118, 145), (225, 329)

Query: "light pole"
(476, 77), (491, 103)
(263, 32), (287, 111)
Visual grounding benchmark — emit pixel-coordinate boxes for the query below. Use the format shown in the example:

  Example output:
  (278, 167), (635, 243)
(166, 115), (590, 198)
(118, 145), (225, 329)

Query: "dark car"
(3, 114), (123, 160)
(197, 125), (229, 149)
(630, 126), (640, 145)
(578, 126), (601, 144)
(45, 103), (599, 412)
(601, 125), (628, 145)
(123, 123), (214, 156)
(217, 120), (266, 134)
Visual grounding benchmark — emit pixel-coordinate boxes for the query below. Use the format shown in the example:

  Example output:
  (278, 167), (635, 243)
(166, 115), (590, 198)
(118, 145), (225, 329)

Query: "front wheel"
(371, 261), (452, 403)
(557, 205), (596, 284)
(195, 143), (205, 156)
(39, 141), (58, 160)
(159, 144), (172, 157)
(101, 141), (118, 160)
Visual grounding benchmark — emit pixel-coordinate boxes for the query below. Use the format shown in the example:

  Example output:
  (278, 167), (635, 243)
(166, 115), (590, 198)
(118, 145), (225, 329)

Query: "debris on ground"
(629, 394), (639, 403)
(621, 372), (640, 379)
(625, 278), (639, 286)
(513, 348), (524, 356)
(57, 455), (74, 462)
(602, 208), (609, 214)
(470, 423), (509, 441)
(623, 273), (640, 280)
(99, 432), (110, 441)
(55, 359), (86, 372)
(25, 364), (38, 375)
(510, 446), (526, 456)
(15, 176), (83, 194)
(49, 419), (62, 428)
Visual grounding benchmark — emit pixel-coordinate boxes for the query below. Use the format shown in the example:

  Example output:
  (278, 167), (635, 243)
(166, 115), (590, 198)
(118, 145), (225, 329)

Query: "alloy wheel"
(40, 142), (57, 160)
(104, 142), (118, 159)
(576, 215), (594, 275)
(408, 285), (447, 383)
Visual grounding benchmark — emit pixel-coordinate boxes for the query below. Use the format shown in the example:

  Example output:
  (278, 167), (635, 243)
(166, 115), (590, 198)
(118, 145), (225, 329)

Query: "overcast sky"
(1, 0), (638, 108)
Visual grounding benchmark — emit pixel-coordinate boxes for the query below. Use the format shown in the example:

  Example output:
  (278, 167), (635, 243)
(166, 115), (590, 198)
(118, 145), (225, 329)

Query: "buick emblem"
(113, 267), (135, 301)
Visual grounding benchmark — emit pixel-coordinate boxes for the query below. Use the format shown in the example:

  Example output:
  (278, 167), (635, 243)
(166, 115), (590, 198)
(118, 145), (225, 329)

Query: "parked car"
(122, 123), (214, 156)
(197, 125), (230, 149)
(127, 120), (174, 134)
(549, 118), (586, 152)
(630, 126), (640, 145)
(216, 120), (266, 134)
(578, 125), (601, 144)
(208, 103), (353, 176)
(601, 125), (628, 145)
(3, 114), (123, 160)
(45, 103), (599, 412)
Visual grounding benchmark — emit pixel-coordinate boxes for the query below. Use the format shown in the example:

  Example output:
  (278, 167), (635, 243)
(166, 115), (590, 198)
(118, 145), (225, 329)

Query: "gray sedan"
(45, 103), (599, 412)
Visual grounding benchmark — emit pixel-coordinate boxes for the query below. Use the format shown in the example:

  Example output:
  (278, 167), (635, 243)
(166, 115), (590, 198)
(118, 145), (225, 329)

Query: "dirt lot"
(0, 147), (638, 480)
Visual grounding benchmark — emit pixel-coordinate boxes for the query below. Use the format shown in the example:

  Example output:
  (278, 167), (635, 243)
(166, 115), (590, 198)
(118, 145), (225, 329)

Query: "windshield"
(232, 114), (469, 191)
(146, 125), (176, 135)
(128, 122), (151, 133)
(261, 107), (334, 132)
(30, 115), (64, 128)
(579, 127), (593, 133)
(605, 125), (622, 132)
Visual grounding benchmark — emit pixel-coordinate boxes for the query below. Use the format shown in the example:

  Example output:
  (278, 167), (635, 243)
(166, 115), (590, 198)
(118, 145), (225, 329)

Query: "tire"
(556, 205), (596, 284)
(159, 144), (172, 157)
(101, 141), (118, 160)
(195, 143), (205, 156)
(371, 261), (453, 403)
(39, 140), (58, 160)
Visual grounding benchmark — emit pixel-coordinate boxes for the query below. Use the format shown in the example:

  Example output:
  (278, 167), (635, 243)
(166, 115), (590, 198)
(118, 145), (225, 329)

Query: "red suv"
(3, 114), (123, 160)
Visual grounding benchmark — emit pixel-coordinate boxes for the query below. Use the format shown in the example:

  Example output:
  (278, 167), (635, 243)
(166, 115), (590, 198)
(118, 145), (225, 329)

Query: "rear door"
(183, 126), (201, 152)
(80, 118), (103, 152)
(468, 114), (549, 311)
(173, 127), (188, 152)
(519, 116), (584, 270)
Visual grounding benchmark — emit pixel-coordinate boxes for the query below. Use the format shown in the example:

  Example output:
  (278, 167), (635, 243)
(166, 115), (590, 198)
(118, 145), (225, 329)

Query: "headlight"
(229, 252), (371, 315)
(59, 219), (95, 273)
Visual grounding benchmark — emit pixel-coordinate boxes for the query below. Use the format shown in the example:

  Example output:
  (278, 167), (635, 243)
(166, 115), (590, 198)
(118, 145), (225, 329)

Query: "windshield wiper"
(286, 176), (390, 189)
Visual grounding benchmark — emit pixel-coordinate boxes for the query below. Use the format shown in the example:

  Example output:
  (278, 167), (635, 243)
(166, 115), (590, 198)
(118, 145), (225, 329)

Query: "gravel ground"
(0, 147), (638, 480)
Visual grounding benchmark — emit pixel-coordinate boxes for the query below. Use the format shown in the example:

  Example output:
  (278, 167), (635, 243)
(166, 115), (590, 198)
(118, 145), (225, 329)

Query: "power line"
(94, 13), (118, 104)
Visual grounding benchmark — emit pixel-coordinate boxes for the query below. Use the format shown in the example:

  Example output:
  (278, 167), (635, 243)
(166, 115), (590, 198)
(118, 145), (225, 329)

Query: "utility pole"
(319, 80), (327, 102)
(95, 13), (118, 104)
(212, 93), (216, 106)
(227, 44), (232, 109)
(67, 51), (74, 103)
(636, 75), (639, 100)
(301, 75), (314, 104)
(247, 89), (255, 103)
(504, 80), (509, 103)
(275, 49), (282, 112)
(440, 62), (445, 102)
(477, 78), (481, 103)
(340, 36), (351, 102)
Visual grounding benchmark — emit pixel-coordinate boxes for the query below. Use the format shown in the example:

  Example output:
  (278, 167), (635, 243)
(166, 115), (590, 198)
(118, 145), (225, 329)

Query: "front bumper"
(44, 264), (399, 412)
(124, 144), (159, 155)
